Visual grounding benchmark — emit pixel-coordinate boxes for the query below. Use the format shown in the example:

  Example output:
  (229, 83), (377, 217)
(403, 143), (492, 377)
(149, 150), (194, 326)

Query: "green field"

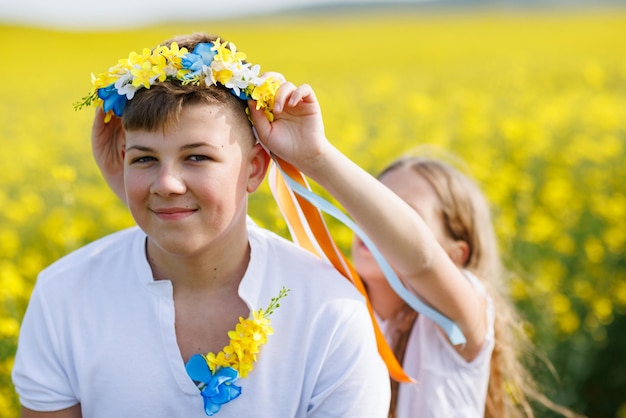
(1, 7), (625, 417)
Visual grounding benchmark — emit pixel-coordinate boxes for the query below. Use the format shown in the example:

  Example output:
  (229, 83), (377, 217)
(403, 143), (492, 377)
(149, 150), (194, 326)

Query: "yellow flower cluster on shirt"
(206, 310), (273, 378)
(205, 286), (289, 378)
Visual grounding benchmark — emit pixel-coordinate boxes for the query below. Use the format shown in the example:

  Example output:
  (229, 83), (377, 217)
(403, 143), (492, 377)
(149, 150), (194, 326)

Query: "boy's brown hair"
(122, 33), (252, 138)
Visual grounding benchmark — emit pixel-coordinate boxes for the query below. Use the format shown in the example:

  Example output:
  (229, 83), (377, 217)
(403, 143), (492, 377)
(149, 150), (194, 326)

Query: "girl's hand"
(249, 80), (331, 175)
(91, 107), (127, 204)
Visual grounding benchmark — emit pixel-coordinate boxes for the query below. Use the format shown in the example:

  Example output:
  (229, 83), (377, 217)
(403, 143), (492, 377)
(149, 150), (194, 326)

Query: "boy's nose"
(150, 165), (186, 196)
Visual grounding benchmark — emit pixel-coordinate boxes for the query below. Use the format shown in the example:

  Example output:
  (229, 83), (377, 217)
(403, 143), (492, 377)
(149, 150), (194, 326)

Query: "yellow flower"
(212, 38), (246, 65)
(252, 77), (281, 121)
(127, 48), (152, 67)
(155, 42), (188, 67)
(238, 359), (255, 378)
(130, 52), (169, 89)
(205, 351), (231, 373)
(147, 53), (168, 82)
(201, 287), (289, 379)
(130, 61), (155, 88)
(213, 69), (234, 86)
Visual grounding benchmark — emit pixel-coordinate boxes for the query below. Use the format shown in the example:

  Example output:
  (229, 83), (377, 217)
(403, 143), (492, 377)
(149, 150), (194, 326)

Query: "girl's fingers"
(273, 81), (297, 113)
(287, 84), (314, 107)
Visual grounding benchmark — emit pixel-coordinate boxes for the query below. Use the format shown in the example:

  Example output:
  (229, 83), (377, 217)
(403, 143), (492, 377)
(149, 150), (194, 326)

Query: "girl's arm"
(250, 82), (487, 359)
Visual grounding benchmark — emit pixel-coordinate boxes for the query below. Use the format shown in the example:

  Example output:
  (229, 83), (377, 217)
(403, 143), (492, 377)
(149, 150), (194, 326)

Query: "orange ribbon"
(268, 157), (414, 383)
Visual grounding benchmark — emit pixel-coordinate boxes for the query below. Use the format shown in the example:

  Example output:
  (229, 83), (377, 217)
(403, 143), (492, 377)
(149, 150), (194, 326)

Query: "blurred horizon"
(1, 0), (624, 30)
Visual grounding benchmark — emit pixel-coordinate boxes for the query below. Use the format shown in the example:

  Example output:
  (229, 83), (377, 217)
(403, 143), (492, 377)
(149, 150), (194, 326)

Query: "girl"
(359, 156), (554, 418)
(249, 81), (580, 418)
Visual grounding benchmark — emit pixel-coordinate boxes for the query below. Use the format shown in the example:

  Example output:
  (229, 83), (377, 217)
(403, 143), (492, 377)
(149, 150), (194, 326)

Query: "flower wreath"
(185, 287), (290, 416)
(74, 38), (280, 123)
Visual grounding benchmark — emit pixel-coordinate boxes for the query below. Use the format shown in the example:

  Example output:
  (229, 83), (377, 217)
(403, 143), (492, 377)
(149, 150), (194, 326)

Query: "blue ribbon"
(274, 162), (466, 346)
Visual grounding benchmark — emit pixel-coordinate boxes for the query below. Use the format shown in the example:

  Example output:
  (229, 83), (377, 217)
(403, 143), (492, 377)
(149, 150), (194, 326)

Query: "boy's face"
(123, 103), (267, 257)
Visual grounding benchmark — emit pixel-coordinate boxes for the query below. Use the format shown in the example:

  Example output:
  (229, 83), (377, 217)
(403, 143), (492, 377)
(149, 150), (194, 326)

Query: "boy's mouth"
(152, 207), (197, 221)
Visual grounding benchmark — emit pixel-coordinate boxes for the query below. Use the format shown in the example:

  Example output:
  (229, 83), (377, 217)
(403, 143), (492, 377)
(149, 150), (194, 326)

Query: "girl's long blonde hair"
(379, 155), (579, 418)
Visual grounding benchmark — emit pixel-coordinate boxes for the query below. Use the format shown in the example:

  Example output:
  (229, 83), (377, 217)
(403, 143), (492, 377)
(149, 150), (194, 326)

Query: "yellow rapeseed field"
(1, 7), (625, 416)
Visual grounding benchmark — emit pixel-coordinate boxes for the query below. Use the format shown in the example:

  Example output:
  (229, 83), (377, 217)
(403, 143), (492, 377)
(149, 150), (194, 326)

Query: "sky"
(2, 0), (614, 30)
(0, 0), (425, 30)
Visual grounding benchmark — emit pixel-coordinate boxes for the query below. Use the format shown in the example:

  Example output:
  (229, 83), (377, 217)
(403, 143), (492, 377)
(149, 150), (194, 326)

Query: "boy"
(12, 33), (390, 417)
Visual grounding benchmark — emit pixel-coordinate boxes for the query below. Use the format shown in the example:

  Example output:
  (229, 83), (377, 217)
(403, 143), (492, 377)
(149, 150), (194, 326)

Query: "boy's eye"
(132, 156), (156, 164)
(188, 155), (210, 162)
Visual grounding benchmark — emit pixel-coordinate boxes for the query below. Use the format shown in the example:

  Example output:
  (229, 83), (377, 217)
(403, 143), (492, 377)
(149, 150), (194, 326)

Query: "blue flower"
(193, 43), (217, 65)
(97, 84), (127, 117)
(181, 43), (217, 79)
(186, 354), (242, 416)
(231, 88), (251, 101)
(181, 53), (205, 78)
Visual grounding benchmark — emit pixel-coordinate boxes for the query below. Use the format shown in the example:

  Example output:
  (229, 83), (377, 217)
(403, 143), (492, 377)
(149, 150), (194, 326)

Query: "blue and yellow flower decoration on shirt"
(74, 38), (280, 123)
(186, 287), (289, 416)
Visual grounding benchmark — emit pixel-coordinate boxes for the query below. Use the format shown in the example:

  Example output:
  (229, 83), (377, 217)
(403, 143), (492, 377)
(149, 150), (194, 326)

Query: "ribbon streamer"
(257, 126), (466, 381)
(269, 158), (466, 347)
(267, 157), (412, 383)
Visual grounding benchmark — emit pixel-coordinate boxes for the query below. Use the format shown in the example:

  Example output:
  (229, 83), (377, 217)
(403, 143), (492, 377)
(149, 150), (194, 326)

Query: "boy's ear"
(448, 240), (470, 267)
(246, 143), (271, 193)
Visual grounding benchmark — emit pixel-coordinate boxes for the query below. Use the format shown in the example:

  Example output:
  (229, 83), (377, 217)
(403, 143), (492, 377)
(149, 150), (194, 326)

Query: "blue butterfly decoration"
(186, 354), (242, 416)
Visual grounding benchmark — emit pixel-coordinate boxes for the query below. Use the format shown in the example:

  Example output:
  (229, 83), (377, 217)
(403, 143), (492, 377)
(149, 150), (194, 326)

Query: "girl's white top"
(379, 270), (495, 418)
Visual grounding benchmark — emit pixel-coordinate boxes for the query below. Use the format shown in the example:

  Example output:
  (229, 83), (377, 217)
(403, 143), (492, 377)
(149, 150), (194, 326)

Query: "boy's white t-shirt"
(380, 271), (495, 418)
(13, 221), (390, 417)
